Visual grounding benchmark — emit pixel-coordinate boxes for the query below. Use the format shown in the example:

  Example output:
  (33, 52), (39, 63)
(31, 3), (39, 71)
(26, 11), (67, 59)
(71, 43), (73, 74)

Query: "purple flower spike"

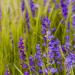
(22, 63), (28, 69)
(29, 0), (36, 16)
(21, 0), (25, 12)
(72, 14), (75, 29)
(29, 56), (34, 66)
(42, 17), (50, 35)
(38, 69), (43, 74)
(4, 69), (10, 75)
(60, 0), (68, 18)
(72, 4), (75, 12)
(50, 68), (58, 74)
(25, 12), (30, 31)
(44, 68), (48, 75)
(24, 71), (30, 75)
(18, 37), (26, 61)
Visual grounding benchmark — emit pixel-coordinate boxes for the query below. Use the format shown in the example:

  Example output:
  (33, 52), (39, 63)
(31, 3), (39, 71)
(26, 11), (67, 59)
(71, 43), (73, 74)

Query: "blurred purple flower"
(29, 0), (36, 16)
(25, 12), (30, 31)
(42, 17), (50, 35)
(35, 44), (44, 74)
(65, 35), (70, 50)
(60, 0), (68, 18)
(24, 71), (30, 75)
(4, 69), (10, 75)
(38, 69), (43, 74)
(21, 0), (25, 12)
(72, 14), (75, 29)
(50, 68), (58, 74)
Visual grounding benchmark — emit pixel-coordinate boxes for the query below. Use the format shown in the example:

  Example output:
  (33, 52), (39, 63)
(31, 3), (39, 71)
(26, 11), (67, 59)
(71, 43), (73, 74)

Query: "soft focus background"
(0, 0), (75, 75)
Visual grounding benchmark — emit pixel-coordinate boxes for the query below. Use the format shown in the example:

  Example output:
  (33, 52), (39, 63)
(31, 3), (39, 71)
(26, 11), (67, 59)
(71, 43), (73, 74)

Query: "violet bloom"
(65, 52), (75, 74)
(44, 0), (47, 6)
(29, 0), (36, 16)
(21, 63), (28, 69)
(72, 14), (75, 29)
(60, 0), (68, 18)
(50, 68), (58, 74)
(44, 68), (49, 75)
(24, 71), (30, 75)
(25, 12), (30, 31)
(18, 37), (26, 61)
(35, 44), (44, 74)
(35, 44), (44, 67)
(29, 56), (36, 72)
(41, 17), (50, 35)
(67, 22), (70, 32)
(48, 37), (63, 72)
(41, 17), (50, 47)
(65, 35), (70, 50)
(18, 37), (29, 72)
(38, 69), (43, 74)
(4, 69), (10, 75)
(21, 0), (25, 12)
(72, 4), (75, 12)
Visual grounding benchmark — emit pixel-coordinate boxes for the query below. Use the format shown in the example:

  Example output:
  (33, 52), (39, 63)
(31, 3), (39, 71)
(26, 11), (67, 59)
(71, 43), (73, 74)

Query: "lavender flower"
(44, 68), (48, 75)
(36, 44), (44, 67)
(24, 71), (30, 75)
(65, 52), (75, 75)
(60, 0), (68, 18)
(35, 44), (44, 74)
(18, 37), (26, 61)
(65, 35), (70, 50)
(21, 63), (28, 69)
(72, 4), (75, 12)
(18, 37), (29, 74)
(50, 68), (58, 74)
(38, 69), (43, 74)
(41, 17), (50, 35)
(29, 56), (36, 74)
(48, 37), (63, 72)
(66, 22), (70, 32)
(4, 69), (10, 75)
(25, 12), (30, 31)
(21, 0), (25, 12)
(29, 0), (36, 16)
(72, 14), (75, 29)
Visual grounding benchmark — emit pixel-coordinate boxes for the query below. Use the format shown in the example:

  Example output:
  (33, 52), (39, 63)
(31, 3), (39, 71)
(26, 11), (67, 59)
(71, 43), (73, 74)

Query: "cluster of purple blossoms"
(35, 44), (44, 74)
(18, 37), (29, 75)
(48, 37), (62, 72)
(65, 35), (70, 50)
(18, 37), (26, 61)
(65, 52), (75, 75)
(29, 56), (36, 75)
(41, 17), (50, 48)
(72, 14), (75, 30)
(41, 17), (50, 35)
(60, 0), (68, 18)
(4, 68), (10, 75)
(21, 0), (25, 12)
(25, 0), (38, 31)
(72, 0), (75, 30)
(25, 11), (30, 31)
(29, 0), (36, 16)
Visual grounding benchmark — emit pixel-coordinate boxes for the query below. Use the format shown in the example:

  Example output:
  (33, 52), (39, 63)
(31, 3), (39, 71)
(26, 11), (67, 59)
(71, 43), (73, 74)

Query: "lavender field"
(0, 0), (75, 75)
